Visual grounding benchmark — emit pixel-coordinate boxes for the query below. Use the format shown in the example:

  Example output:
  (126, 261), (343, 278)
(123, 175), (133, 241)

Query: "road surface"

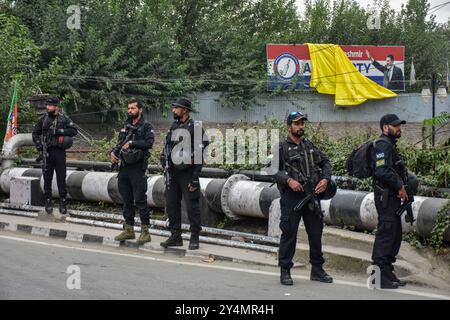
(0, 232), (448, 300)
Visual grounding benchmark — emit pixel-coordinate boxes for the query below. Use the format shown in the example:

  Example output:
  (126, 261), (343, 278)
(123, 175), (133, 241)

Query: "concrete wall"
(145, 91), (450, 124)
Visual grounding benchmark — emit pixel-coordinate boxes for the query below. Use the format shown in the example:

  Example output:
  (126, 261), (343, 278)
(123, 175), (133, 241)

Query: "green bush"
(427, 201), (450, 251)
(82, 133), (119, 162)
(399, 145), (450, 188)
(82, 120), (449, 190)
(261, 121), (450, 190)
(82, 130), (163, 165)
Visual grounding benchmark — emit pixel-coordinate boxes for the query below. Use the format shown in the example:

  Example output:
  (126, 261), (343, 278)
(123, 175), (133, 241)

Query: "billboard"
(266, 44), (405, 91)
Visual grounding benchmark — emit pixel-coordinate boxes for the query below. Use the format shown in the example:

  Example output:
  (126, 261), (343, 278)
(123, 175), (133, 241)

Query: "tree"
(0, 12), (40, 146)
(2, 0), (449, 120)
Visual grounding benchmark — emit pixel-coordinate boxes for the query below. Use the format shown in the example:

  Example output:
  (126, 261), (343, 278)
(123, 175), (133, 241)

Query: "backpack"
(346, 136), (391, 179)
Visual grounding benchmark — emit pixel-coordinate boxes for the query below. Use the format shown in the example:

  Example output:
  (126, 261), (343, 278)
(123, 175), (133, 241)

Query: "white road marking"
(0, 234), (448, 300)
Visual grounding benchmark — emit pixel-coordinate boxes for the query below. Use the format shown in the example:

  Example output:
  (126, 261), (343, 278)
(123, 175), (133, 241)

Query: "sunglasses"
(290, 111), (304, 117)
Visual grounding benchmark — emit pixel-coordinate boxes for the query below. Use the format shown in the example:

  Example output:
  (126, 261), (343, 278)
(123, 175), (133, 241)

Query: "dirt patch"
(418, 247), (450, 284)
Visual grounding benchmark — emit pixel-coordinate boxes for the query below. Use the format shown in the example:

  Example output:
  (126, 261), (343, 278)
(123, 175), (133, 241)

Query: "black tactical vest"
(42, 114), (65, 148)
(281, 139), (324, 187)
(166, 118), (196, 170)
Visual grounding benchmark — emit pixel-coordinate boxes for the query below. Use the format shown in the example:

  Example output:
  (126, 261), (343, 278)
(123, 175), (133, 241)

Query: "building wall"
(145, 92), (450, 124)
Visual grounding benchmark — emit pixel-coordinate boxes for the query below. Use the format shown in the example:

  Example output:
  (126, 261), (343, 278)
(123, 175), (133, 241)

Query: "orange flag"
(4, 81), (19, 143)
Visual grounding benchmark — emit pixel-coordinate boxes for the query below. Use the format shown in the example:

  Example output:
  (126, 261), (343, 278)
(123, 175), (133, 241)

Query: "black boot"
(380, 268), (399, 289)
(59, 197), (67, 215)
(188, 232), (200, 250)
(160, 232), (183, 248)
(388, 266), (406, 287)
(310, 266), (333, 283)
(45, 198), (53, 214)
(280, 267), (293, 286)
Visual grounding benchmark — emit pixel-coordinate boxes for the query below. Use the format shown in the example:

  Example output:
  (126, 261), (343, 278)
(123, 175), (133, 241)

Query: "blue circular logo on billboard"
(273, 53), (300, 81)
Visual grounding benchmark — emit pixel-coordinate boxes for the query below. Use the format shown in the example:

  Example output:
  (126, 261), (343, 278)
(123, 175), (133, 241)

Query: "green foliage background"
(1, 0), (449, 189)
(1, 0), (449, 123)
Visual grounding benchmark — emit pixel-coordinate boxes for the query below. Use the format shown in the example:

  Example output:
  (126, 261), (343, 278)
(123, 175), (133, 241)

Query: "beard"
(173, 113), (180, 120)
(291, 129), (304, 138)
(128, 113), (139, 119)
(388, 128), (401, 139)
(47, 110), (56, 116)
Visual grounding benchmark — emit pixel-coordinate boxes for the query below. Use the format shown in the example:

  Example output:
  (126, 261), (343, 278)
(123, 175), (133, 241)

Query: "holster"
(375, 184), (389, 209)
(293, 194), (312, 212)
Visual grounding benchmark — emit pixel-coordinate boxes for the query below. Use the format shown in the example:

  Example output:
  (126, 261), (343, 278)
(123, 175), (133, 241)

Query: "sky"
(295, 0), (450, 24)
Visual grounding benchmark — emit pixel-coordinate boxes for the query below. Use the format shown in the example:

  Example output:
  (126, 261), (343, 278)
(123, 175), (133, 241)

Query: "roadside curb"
(0, 220), (279, 268)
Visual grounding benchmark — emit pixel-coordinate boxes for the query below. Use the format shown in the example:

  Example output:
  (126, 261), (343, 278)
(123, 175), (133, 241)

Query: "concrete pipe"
(0, 167), (213, 206)
(147, 175), (166, 208)
(321, 190), (439, 234)
(221, 174), (280, 220)
(20, 159), (360, 189)
(145, 174), (226, 226)
(269, 190), (450, 241)
(0, 167), (226, 227)
(326, 189), (373, 230)
(1, 166), (449, 240)
(1, 134), (33, 170)
(145, 175), (225, 212)
(18, 158), (450, 197)
(0, 167), (38, 193)
(0, 168), (280, 221)
(415, 197), (450, 240)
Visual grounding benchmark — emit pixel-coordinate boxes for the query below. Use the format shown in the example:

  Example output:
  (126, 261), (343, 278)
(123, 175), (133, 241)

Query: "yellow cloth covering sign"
(307, 43), (397, 106)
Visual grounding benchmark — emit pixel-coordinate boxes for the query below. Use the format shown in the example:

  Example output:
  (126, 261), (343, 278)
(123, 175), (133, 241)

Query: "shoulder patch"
(376, 159), (385, 167)
(375, 152), (384, 159)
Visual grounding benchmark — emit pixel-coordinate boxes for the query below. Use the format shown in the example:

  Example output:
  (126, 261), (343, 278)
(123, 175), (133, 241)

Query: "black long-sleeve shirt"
(373, 134), (404, 192)
(161, 117), (209, 177)
(32, 113), (78, 151)
(269, 136), (332, 190)
(112, 116), (155, 159)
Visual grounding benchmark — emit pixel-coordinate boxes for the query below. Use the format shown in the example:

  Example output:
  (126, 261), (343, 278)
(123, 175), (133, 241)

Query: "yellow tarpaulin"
(307, 43), (397, 106)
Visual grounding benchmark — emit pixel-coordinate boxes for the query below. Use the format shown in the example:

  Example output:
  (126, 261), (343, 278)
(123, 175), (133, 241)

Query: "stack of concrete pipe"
(1, 134), (448, 241)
